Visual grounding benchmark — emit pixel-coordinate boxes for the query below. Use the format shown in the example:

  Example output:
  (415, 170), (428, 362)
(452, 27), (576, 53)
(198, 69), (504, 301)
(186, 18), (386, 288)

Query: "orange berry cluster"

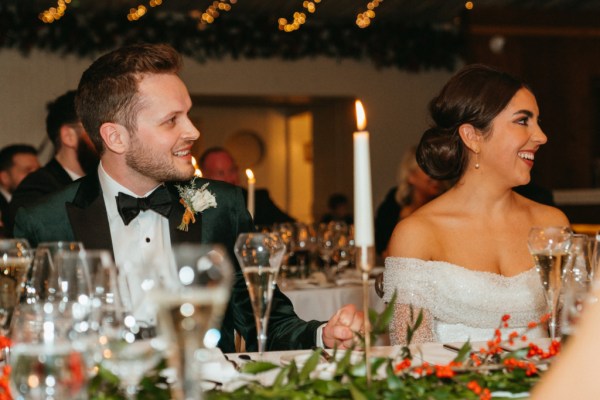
(466, 380), (492, 400)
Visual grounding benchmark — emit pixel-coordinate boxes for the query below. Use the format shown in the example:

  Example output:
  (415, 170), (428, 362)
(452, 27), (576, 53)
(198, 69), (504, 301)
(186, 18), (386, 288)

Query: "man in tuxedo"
(14, 43), (362, 353)
(0, 144), (40, 236)
(8, 90), (99, 234)
(199, 147), (295, 226)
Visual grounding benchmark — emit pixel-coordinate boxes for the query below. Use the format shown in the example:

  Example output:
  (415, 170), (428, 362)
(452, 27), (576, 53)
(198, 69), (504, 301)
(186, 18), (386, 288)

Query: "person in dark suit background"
(8, 90), (99, 234)
(0, 144), (40, 236)
(198, 147), (295, 226)
(14, 43), (362, 353)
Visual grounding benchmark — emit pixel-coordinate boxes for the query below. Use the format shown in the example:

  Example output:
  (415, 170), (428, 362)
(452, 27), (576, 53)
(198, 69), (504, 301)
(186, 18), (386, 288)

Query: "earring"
(474, 150), (480, 169)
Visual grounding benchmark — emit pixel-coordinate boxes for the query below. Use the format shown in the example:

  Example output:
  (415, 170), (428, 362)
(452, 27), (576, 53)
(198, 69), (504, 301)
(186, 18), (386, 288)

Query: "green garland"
(0, 2), (463, 71)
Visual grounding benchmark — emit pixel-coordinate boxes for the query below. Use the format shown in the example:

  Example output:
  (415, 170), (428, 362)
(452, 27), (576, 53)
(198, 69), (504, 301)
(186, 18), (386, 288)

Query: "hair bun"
(416, 127), (465, 181)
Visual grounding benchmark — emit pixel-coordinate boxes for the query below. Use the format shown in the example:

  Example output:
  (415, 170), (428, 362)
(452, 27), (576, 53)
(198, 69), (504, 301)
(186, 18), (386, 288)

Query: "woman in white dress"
(383, 64), (569, 345)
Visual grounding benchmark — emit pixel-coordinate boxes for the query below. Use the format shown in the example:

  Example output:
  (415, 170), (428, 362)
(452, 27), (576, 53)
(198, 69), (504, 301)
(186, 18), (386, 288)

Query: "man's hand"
(322, 304), (364, 349)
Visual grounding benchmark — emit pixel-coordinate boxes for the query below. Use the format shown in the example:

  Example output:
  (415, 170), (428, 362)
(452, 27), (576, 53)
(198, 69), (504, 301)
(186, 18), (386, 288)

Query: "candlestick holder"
(355, 244), (375, 385)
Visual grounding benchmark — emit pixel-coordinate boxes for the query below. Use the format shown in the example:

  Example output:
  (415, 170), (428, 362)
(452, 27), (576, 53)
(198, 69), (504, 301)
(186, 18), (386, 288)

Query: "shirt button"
(145, 237), (151, 243)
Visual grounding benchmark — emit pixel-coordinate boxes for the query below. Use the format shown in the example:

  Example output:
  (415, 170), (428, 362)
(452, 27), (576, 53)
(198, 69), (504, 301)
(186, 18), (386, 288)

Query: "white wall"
(0, 48), (453, 209)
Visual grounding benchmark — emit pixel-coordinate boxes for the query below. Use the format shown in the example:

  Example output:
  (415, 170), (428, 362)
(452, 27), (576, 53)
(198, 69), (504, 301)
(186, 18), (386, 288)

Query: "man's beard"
(125, 133), (194, 183)
(77, 140), (100, 175)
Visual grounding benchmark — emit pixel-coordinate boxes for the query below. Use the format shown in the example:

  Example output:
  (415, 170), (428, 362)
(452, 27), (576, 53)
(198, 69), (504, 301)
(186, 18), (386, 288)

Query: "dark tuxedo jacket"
(8, 158), (74, 235)
(0, 192), (9, 237)
(14, 172), (321, 352)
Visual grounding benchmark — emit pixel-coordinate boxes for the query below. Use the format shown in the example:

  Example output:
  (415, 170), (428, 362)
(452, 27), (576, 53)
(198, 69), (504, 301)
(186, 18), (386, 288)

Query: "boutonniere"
(175, 178), (217, 231)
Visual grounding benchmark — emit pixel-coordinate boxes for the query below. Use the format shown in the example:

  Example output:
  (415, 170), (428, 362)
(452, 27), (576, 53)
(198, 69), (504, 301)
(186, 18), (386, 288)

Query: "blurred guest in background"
(383, 64), (569, 345)
(321, 193), (353, 225)
(0, 144), (40, 236)
(199, 146), (295, 226)
(374, 146), (444, 258)
(8, 90), (99, 234)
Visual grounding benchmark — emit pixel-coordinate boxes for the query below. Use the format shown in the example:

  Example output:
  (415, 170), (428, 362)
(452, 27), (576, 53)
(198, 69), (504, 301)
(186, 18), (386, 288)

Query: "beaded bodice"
(383, 257), (548, 344)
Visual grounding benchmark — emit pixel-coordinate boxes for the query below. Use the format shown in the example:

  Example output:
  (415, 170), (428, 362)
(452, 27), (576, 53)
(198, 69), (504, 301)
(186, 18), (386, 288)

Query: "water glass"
(155, 243), (234, 400)
(10, 302), (90, 400)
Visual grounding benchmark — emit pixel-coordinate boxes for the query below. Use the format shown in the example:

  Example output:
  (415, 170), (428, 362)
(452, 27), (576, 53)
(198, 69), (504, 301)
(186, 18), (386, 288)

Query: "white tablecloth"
(281, 282), (386, 322)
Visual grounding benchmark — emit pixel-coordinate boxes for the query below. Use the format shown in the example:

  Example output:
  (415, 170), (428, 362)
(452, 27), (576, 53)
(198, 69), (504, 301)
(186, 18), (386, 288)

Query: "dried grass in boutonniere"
(175, 178), (217, 231)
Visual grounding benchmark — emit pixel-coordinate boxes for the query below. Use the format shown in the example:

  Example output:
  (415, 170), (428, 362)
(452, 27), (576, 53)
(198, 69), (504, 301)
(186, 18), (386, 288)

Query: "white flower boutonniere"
(175, 178), (217, 231)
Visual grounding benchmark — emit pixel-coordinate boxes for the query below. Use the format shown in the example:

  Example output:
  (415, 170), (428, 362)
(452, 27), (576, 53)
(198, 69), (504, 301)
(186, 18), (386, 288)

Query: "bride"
(383, 64), (569, 345)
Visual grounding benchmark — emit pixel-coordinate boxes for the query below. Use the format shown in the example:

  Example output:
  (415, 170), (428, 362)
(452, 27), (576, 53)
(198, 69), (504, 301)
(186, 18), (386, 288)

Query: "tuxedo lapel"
(66, 173), (113, 252)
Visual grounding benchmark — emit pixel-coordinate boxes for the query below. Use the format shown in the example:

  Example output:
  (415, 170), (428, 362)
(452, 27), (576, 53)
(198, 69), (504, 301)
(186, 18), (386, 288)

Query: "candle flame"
(246, 168), (255, 182)
(355, 100), (367, 131)
(191, 156), (202, 177)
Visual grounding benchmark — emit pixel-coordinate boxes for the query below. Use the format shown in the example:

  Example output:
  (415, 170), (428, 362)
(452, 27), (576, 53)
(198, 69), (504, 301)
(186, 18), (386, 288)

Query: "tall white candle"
(246, 168), (255, 218)
(353, 100), (374, 247)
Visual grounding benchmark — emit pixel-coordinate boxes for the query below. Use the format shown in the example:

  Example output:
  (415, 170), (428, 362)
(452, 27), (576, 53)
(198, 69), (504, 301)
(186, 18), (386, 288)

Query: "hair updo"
(416, 64), (527, 180)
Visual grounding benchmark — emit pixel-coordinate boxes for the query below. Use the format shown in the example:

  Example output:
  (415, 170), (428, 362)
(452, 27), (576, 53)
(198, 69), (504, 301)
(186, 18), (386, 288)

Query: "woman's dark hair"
(416, 64), (527, 180)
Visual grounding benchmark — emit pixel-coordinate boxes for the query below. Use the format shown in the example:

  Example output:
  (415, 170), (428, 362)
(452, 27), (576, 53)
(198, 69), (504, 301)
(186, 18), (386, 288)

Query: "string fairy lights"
(127, 0), (164, 21)
(190, 0), (237, 30)
(356, 0), (383, 28)
(278, 0), (322, 32)
(39, 0), (71, 24)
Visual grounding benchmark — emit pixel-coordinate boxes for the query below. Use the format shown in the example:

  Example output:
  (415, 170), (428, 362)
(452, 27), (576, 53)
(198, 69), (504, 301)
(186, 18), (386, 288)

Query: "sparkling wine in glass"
(155, 243), (233, 400)
(234, 232), (286, 355)
(528, 226), (572, 340)
(0, 239), (33, 336)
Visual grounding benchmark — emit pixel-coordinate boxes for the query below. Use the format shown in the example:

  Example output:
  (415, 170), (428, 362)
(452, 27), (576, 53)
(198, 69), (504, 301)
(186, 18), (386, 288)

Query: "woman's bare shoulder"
(386, 211), (440, 259)
(520, 196), (570, 226)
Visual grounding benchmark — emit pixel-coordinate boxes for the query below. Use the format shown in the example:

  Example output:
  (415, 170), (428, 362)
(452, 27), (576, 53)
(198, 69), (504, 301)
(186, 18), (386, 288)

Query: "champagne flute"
(528, 226), (572, 340)
(155, 243), (233, 400)
(234, 232), (286, 355)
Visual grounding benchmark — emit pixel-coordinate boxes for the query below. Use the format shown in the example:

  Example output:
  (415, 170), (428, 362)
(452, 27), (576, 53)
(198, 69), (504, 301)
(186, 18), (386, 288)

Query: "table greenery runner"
(0, 294), (560, 399)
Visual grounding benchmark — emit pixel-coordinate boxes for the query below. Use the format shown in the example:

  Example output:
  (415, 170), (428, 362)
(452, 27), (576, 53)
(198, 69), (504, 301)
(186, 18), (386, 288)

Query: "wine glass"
(561, 234), (593, 339)
(99, 266), (167, 400)
(528, 226), (573, 340)
(234, 232), (286, 355)
(25, 241), (84, 303)
(10, 302), (90, 400)
(154, 243), (234, 400)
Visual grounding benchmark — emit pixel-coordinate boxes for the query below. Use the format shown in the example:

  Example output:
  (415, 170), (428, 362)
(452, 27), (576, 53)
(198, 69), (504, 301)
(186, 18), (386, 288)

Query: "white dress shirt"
(97, 163), (176, 324)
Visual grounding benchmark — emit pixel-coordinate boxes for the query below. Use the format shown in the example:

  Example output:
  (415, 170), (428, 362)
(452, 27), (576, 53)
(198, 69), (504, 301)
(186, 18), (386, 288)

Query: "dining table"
(198, 337), (554, 396)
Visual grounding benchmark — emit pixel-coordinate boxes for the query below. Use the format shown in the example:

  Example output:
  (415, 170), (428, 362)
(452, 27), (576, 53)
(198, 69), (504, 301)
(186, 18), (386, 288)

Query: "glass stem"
(256, 316), (268, 354)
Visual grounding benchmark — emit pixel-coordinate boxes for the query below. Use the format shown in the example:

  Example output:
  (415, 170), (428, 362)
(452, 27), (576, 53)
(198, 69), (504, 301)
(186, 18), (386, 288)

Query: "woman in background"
(375, 146), (444, 258)
(383, 64), (569, 345)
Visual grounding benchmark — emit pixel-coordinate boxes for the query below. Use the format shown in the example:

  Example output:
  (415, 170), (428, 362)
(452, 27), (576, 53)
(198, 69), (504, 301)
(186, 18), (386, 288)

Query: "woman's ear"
(99, 122), (128, 155)
(458, 123), (482, 154)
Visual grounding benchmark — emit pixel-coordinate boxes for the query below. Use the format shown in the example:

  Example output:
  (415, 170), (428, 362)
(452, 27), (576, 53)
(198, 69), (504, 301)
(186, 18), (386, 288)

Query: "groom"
(13, 43), (362, 353)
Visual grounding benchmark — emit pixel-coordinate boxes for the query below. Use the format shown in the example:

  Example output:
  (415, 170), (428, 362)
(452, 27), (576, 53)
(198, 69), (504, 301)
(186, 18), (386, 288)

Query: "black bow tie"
(116, 186), (172, 226)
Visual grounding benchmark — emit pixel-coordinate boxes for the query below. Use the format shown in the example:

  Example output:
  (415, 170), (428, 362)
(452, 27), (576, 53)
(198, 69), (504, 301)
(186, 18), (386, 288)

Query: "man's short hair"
(0, 144), (37, 172)
(76, 43), (182, 155)
(46, 90), (79, 149)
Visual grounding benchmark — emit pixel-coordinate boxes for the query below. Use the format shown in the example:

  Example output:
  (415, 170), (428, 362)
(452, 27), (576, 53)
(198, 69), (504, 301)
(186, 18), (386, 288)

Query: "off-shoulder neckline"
(385, 256), (537, 280)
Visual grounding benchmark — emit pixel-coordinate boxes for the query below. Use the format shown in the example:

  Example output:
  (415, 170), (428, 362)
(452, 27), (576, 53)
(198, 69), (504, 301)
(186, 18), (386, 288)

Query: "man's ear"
(99, 122), (128, 155)
(458, 123), (482, 154)
(59, 125), (79, 149)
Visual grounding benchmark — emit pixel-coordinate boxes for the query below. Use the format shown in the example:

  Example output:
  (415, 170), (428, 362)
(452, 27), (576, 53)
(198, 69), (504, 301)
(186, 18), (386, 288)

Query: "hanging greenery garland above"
(0, 3), (464, 71)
